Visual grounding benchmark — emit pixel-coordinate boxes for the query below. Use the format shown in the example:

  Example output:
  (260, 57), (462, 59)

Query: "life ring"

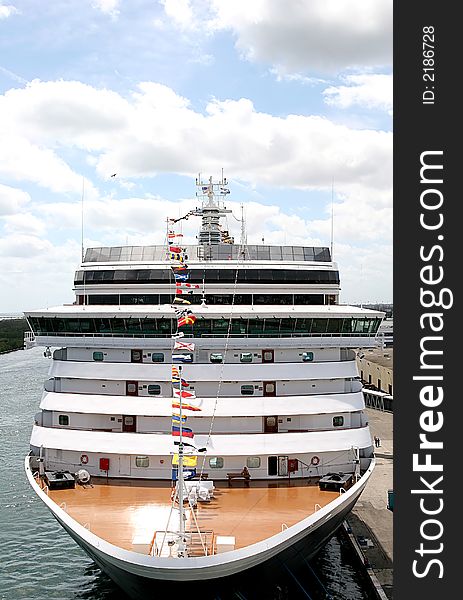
(310, 455), (320, 466)
(80, 454), (89, 465)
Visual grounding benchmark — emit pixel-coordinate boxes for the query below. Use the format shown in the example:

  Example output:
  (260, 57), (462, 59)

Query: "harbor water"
(0, 348), (375, 600)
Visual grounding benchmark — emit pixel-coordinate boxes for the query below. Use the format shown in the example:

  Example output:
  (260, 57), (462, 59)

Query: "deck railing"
(33, 331), (381, 340)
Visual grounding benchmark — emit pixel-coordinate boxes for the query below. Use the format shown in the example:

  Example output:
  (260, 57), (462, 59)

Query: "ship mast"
(195, 173), (233, 245)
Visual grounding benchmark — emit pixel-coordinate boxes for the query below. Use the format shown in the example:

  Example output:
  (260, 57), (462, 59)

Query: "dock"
(344, 407), (393, 599)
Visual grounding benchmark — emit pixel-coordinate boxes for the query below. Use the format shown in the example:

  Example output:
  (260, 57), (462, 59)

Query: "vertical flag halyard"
(166, 220), (201, 487)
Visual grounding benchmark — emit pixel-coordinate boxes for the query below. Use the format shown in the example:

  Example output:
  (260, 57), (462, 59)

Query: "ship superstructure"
(25, 176), (383, 597)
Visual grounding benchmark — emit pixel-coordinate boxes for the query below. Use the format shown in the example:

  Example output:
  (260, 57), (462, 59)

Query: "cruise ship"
(24, 176), (383, 598)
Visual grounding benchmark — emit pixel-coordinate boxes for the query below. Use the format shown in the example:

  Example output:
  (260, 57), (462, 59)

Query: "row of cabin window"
(92, 351), (165, 362)
(132, 456), (243, 469)
(210, 351), (313, 363)
(92, 351), (314, 363)
(131, 382), (330, 395)
(135, 454), (314, 470)
(126, 380), (325, 396)
(57, 415), (345, 428)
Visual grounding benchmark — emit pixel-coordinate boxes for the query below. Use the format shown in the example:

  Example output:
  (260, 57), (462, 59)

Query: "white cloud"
(164, 0), (393, 75)
(0, 133), (96, 195)
(91, 0), (120, 19)
(335, 241), (392, 304)
(0, 188), (392, 310)
(0, 184), (30, 216)
(270, 70), (328, 86)
(0, 233), (53, 258)
(0, 77), (392, 309)
(0, 81), (116, 195)
(3, 213), (47, 236)
(38, 196), (198, 240)
(301, 184), (392, 244)
(0, 236), (81, 311)
(0, 4), (18, 19)
(1, 79), (391, 194)
(161, 0), (194, 30)
(1, 79), (129, 146)
(323, 74), (393, 114)
(39, 192), (391, 260)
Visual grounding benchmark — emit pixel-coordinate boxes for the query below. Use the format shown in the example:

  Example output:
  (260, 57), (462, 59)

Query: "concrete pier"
(346, 408), (393, 599)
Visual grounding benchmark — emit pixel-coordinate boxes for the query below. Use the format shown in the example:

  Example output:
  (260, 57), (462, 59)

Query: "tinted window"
(79, 267), (338, 285)
(241, 385), (254, 395)
(210, 353), (223, 363)
(240, 352), (253, 363)
(30, 315), (380, 338)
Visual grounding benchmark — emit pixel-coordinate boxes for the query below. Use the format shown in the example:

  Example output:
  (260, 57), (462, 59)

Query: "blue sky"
(0, 0), (392, 312)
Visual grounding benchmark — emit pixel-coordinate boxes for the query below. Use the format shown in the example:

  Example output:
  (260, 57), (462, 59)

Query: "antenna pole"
(330, 178), (334, 260)
(81, 177), (85, 263)
(360, 263), (363, 309)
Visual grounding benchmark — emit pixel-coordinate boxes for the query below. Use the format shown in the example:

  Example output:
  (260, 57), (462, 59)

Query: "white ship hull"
(26, 456), (374, 598)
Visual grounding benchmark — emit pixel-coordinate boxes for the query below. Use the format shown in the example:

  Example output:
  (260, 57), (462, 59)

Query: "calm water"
(0, 348), (374, 600)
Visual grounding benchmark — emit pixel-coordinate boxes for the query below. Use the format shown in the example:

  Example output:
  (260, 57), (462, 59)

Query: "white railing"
(33, 331), (380, 340)
(23, 331), (36, 348)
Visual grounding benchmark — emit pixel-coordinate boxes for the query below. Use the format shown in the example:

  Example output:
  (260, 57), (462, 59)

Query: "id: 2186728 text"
(422, 26), (435, 105)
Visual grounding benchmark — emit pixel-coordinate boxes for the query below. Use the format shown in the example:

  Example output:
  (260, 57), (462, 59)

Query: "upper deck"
(74, 244), (341, 308)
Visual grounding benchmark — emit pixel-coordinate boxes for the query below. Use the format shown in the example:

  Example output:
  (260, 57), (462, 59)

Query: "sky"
(0, 0), (392, 313)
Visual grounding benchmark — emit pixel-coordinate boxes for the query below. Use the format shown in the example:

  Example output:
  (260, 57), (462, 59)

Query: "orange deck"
(45, 477), (338, 554)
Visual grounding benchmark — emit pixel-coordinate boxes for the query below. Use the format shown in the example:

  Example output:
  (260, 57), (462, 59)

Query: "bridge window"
(333, 416), (344, 427)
